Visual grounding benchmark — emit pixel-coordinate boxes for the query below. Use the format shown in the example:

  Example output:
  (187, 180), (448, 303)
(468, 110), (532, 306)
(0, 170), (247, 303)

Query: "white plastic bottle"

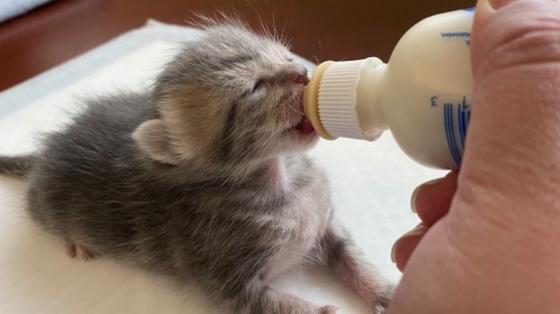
(304, 9), (475, 169)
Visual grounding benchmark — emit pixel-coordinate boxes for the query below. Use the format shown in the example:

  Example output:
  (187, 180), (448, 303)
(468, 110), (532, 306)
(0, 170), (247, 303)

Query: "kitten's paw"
(318, 305), (338, 314)
(65, 243), (97, 261)
(372, 303), (387, 314)
(370, 286), (393, 313)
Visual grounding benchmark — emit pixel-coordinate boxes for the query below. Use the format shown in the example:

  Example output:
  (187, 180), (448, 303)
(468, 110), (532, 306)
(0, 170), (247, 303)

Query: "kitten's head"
(134, 22), (317, 167)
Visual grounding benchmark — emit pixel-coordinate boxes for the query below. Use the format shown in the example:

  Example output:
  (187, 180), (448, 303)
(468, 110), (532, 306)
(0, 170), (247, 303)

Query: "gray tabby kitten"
(0, 23), (390, 313)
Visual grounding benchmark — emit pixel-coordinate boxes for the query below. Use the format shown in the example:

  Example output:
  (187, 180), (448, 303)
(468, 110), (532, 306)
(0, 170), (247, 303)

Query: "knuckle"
(483, 3), (560, 70)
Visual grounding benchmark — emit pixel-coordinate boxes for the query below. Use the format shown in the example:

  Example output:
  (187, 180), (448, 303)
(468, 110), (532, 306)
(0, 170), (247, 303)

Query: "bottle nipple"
(303, 61), (336, 140)
(303, 59), (379, 141)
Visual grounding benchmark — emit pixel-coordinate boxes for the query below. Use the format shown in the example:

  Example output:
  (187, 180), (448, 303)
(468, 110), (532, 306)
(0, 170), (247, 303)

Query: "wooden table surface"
(0, 0), (473, 91)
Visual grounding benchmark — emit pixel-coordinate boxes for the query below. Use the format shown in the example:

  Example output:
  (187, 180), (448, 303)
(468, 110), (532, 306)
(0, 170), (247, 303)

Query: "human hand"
(388, 0), (560, 313)
(391, 171), (458, 271)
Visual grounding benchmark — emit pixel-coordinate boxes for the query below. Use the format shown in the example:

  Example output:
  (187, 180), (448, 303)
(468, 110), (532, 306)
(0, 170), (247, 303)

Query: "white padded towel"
(0, 20), (445, 314)
(0, 0), (54, 23)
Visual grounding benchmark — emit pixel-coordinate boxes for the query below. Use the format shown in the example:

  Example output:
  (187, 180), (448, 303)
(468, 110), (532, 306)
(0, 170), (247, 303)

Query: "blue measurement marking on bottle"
(444, 97), (471, 167)
(444, 104), (462, 166)
(440, 32), (470, 39)
(441, 32), (471, 45)
(458, 96), (470, 148)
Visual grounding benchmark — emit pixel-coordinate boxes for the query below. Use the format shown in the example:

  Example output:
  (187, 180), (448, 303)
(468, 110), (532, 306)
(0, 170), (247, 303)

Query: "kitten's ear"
(133, 119), (180, 165)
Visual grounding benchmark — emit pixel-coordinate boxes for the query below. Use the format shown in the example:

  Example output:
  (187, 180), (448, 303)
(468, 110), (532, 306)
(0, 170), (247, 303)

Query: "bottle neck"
(303, 58), (388, 141)
(303, 61), (337, 140)
(355, 58), (388, 140)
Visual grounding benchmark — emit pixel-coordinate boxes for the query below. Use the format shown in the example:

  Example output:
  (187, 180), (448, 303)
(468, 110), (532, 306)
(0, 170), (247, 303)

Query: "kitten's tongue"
(295, 116), (315, 135)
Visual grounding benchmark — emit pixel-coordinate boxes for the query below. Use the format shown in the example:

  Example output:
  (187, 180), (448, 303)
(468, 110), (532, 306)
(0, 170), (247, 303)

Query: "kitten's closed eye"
(240, 79), (266, 98)
(251, 78), (266, 93)
(247, 65), (308, 95)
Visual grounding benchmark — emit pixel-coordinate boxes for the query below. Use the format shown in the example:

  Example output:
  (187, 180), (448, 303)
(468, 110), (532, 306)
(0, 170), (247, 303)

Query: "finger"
(481, 0), (559, 12)
(411, 171), (458, 226)
(391, 224), (428, 271)
(462, 0), (560, 223)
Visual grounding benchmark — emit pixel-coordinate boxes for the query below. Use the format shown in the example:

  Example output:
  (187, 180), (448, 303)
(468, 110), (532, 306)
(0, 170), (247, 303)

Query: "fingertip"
(410, 177), (444, 213)
(478, 0), (542, 11)
(476, 0), (496, 12)
(411, 172), (458, 224)
(392, 224), (427, 271)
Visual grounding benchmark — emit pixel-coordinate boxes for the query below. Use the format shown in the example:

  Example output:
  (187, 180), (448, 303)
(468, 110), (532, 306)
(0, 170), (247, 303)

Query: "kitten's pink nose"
(294, 73), (310, 85)
(283, 63), (309, 85)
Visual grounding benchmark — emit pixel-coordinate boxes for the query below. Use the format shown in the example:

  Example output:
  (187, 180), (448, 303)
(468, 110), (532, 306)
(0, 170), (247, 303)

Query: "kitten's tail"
(0, 155), (35, 178)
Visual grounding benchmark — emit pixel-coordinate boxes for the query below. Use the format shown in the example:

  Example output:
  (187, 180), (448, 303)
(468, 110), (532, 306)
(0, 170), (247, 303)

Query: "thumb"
(459, 0), (560, 231)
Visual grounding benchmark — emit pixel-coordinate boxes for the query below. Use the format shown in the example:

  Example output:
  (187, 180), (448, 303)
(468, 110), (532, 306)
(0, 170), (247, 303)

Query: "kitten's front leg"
(65, 242), (97, 261)
(316, 223), (392, 313)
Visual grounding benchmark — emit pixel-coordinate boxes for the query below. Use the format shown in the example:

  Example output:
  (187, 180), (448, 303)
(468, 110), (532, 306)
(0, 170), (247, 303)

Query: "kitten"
(0, 22), (390, 313)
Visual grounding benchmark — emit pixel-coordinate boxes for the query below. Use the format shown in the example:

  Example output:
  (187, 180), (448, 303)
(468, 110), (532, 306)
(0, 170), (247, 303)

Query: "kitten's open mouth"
(284, 90), (316, 139)
(291, 115), (316, 136)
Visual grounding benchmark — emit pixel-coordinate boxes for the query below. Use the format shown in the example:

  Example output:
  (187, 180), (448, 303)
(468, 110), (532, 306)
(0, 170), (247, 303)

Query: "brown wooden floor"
(0, 0), (473, 91)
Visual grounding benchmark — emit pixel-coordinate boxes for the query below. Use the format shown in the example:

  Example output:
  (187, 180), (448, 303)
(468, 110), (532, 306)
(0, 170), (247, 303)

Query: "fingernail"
(410, 177), (444, 213)
(485, 0), (501, 10)
(390, 241), (397, 263)
(476, 0), (496, 12)
(483, 0), (526, 11)
(410, 187), (419, 213)
(391, 223), (428, 263)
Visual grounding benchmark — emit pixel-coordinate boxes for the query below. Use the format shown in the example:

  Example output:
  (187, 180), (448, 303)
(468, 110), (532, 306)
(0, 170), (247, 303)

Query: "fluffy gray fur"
(0, 23), (390, 313)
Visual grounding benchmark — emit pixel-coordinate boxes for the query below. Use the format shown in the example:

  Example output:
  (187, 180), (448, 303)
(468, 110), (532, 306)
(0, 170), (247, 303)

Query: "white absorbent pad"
(0, 20), (444, 314)
(0, 0), (54, 23)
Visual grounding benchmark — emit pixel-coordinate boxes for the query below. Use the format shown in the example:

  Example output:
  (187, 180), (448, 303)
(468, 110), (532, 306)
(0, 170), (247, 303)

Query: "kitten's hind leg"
(314, 223), (393, 313)
(233, 282), (337, 314)
(65, 242), (97, 261)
